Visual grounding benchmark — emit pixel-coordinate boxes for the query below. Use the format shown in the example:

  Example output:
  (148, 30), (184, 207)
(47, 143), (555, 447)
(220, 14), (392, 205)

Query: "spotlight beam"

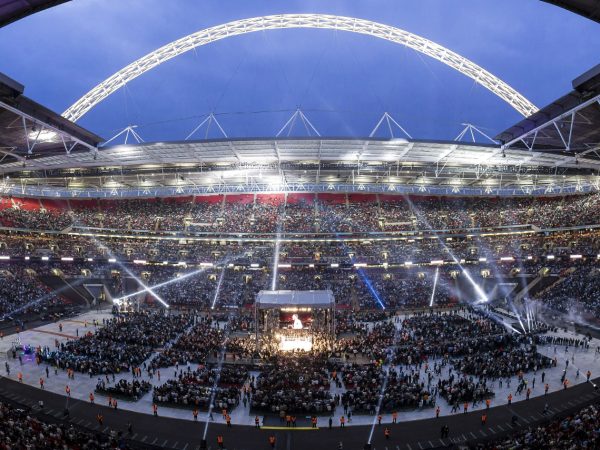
(112, 253), (245, 303)
(271, 214), (284, 291)
(85, 234), (169, 308)
(0, 277), (87, 320)
(402, 195), (488, 303)
(211, 266), (226, 310)
(429, 267), (439, 307)
(113, 266), (211, 303)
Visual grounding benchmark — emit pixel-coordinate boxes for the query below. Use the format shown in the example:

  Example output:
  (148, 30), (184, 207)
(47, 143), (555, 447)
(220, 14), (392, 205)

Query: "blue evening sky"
(0, 0), (598, 142)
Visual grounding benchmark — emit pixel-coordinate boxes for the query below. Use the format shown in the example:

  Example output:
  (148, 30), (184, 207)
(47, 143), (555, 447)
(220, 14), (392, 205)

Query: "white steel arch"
(63, 14), (538, 122)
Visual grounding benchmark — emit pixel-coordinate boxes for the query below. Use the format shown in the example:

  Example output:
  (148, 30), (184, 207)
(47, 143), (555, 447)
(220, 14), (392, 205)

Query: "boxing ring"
(254, 290), (335, 353)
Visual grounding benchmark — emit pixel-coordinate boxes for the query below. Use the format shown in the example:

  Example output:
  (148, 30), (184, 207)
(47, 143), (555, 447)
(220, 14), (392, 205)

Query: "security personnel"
(255, 416), (260, 428)
(485, 398), (491, 409)
(96, 413), (103, 426)
(311, 416), (317, 428)
(481, 413), (487, 425)
(384, 427), (390, 439)
(89, 392), (95, 404)
(340, 415), (346, 427)
(507, 393), (512, 405)
(392, 411), (397, 424)
(193, 409), (198, 421)
(153, 403), (158, 416)
(268, 435), (276, 448)
(65, 385), (71, 397)
(216, 435), (224, 449)
(377, 414), (382, 425)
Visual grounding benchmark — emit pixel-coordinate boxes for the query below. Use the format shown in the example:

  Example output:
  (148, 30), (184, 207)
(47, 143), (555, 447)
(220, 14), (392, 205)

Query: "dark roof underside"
(0, 0), (70, 27)
(542, 0), (600, 23)
(496, 89), (600, 154)
(0, 72), (103, 163)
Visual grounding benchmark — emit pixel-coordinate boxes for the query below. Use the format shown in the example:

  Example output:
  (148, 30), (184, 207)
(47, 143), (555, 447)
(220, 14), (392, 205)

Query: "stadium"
(0, 1), (600, 449)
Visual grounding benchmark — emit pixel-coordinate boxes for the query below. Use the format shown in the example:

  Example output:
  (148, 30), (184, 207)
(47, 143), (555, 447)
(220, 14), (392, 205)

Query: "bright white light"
(24, 256), (30, 260)
(61, 257), (73, 261)
(278, 264), (291, 268)
(41, 256), (49, 261)
(278, 334), (312, 352)
(108, 258), (117, 263)
(308, 264), (315, 268)
(330, 263), (339, 268)
(431, 260), (444, 265)
(354, 263), (367, 268)
(429, 267), (439, 307)
(527, 256), (533, 260)
(250, 263), (259, 268)
(500, 256), (514, 261)
(29, 129), (57, 142)
(87, 258), (94, 262)
(200, 262), (214, 267)
(478, 257), (487, 262)
(546, 255), (555, 260)
(570, 254), (582, 259)
(404, 261), (413, 266)
(133, 259), (147, 264)
(0, 256), (9, 260)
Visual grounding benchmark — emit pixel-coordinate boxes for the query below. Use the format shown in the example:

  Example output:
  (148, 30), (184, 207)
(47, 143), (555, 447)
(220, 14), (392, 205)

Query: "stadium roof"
(0, 137), (598, 198)
(497, 64), (600, 157)
(1, 1), (598, 29)
(542, 0), (600, 23)
(0, 0), (69, 27)
(0, 72), (103, 166)
(256, 290), (334, 309)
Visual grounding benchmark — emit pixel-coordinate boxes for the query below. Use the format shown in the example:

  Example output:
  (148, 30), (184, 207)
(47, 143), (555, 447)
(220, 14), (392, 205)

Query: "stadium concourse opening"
(255, 290), (335, 352)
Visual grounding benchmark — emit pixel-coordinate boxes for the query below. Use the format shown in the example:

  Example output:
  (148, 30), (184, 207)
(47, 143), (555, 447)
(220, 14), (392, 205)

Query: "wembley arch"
(62, 14), (538, 122)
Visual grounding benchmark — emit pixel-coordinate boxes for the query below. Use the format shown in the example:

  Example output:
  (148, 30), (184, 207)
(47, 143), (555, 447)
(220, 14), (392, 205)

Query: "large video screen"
(279, 311), (312, 330)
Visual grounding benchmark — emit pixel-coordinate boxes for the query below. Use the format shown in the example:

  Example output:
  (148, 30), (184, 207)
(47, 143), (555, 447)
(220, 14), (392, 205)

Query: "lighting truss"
(1, 180), (597, 199)
(62, 14), (538, 122)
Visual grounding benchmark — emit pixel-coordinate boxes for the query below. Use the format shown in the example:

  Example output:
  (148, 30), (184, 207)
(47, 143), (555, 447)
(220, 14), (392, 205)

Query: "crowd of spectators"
(535, 263), (600, 319)
(2, 193), (600, 235)
(0, 400), (126, 449)
(152, 368), (241, 410)
(39, 312), (191, 374)
(340, 364), (434, 413)
(479, 403), (600, 449)
(95, 378), (152, 400)
(250, 355), (335, 414)
(0, 267), (61, 317)
(438, 374), (494, 404)
(455, 344), (554, 378)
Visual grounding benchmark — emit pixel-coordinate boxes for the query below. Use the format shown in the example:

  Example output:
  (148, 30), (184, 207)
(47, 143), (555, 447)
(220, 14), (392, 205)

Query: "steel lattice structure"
(62, 14), (538, 122)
